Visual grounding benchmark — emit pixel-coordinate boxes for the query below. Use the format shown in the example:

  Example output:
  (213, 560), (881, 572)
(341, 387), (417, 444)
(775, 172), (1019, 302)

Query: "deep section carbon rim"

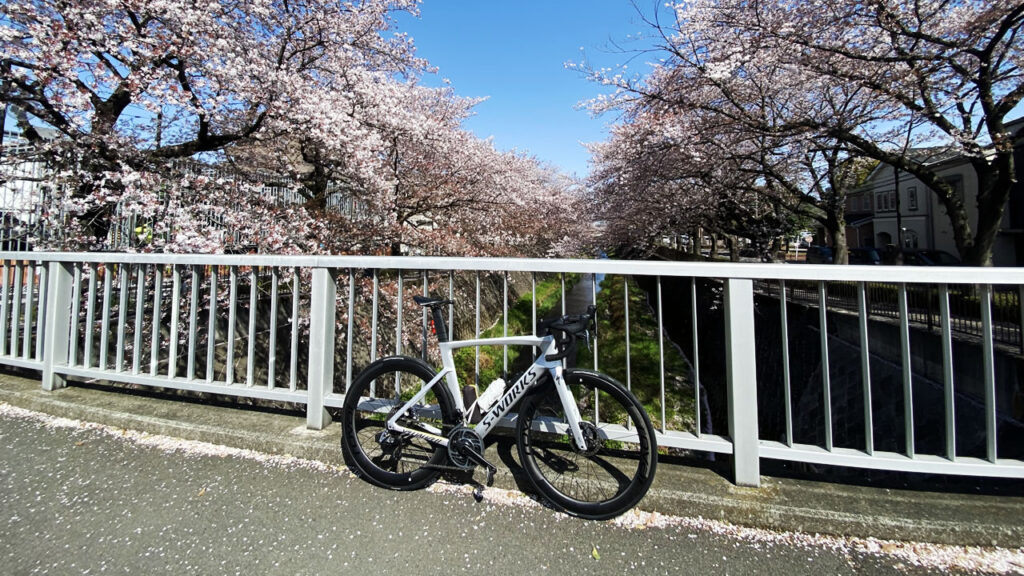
(341, 357), (455, 490)
(516, 370), (657, 519)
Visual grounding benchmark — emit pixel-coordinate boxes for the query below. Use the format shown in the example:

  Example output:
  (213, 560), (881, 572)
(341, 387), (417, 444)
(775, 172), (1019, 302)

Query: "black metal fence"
(757, 279), (1023, 352)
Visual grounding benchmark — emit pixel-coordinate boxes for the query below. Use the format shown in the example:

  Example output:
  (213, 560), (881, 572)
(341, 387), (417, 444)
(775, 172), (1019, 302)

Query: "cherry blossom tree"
(343, 82), (589, 258)
(1, 0), (423, 250)
(226, 78), (586, 258)
(580, 0), (915, 263)
(2, 0), (586, 260)
(586, 103), (804, 260)
(586, 112), (716, 255)
(756, 0), (1024, 265)
(598, 0), (1024, 265)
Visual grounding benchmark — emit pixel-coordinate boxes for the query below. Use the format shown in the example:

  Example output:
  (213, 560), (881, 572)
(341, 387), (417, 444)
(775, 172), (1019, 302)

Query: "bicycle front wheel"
(341, 356), (457, 491)
(516, 369), (657, 520)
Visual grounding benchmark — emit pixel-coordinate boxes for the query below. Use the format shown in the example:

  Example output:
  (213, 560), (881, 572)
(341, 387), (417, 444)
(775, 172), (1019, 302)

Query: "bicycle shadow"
(439, 436), (534, 492)
(439, 434), (578, 515)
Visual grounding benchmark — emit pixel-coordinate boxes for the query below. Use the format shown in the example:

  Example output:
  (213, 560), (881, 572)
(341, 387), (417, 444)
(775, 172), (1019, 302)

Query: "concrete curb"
(1, 371), (1021, 548)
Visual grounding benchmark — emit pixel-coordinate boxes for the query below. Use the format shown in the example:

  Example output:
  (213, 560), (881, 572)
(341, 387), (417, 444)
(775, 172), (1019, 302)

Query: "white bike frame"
(383, 333), (589, 449)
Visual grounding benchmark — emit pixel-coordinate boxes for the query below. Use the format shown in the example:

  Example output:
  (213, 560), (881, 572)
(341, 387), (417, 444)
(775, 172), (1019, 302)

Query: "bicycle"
(340, 296), (658, 520)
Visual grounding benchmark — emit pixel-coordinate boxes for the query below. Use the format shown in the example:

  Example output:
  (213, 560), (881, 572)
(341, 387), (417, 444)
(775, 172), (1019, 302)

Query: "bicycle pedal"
(484, 466), (495, 487)
(473, 485), (484, 502)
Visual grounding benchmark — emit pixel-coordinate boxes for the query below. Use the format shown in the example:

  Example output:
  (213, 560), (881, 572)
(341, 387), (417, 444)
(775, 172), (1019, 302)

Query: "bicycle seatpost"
(429, 306), (450, 343)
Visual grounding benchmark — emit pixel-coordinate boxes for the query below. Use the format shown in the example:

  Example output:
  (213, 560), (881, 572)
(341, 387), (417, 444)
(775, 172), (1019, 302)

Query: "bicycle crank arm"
(453, 438), (497, 486)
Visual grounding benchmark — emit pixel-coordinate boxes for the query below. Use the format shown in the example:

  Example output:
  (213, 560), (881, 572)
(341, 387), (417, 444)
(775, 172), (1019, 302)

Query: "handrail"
(2, 251), (1022, 284)
(0, 251), (1020, 488)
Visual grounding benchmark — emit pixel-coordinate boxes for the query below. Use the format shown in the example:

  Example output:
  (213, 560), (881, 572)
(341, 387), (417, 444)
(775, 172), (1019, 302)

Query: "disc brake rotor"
(571, 421), (601, 457)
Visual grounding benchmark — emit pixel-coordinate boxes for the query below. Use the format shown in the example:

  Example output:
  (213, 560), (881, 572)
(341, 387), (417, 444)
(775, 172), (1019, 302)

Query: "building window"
(902, 229), (919, 249)
(908, 186), (918, 211)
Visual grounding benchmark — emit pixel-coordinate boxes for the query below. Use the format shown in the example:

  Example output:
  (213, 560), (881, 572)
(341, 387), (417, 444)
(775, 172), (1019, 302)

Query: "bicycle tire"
(516, 369), (657, 520)
(341, 356), (457, 491)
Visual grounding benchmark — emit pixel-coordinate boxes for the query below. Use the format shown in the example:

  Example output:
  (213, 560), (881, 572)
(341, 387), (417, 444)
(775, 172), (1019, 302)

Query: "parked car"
(901, 249), (961, 266)
(805, 245), (834, 264)
(848, 247), (881, 265)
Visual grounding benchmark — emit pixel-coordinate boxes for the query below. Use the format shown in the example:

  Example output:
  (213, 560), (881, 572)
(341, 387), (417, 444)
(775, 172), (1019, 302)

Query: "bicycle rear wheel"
(516, 369), (657, 520)
(341, 356), (457, 490)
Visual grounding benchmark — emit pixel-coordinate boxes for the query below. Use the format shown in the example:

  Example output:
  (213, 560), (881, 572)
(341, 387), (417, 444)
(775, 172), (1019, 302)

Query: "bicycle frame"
(383, 333), (589, 449)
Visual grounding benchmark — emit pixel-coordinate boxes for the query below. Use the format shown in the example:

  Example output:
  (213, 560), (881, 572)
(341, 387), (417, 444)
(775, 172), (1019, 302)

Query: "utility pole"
(0, 78), (8, 163)
(894, 167), (903, 249)
(154, 108), (163, 150)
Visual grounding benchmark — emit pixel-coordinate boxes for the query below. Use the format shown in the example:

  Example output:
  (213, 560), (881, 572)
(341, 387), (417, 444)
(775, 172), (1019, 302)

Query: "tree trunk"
(830, 222), (848, 265)
(962, 153), (1015, 266)
(819, 205), (849, 265)
(901, 154), (1015, 267)
(770, 236), (783, 262)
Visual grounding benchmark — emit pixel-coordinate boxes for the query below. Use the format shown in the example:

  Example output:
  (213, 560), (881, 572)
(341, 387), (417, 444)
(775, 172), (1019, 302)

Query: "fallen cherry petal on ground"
(3, 401), (1021, 574)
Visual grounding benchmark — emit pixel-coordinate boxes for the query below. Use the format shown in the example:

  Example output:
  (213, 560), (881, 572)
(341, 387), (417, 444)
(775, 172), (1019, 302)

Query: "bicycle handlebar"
(544, 305), (597, 362)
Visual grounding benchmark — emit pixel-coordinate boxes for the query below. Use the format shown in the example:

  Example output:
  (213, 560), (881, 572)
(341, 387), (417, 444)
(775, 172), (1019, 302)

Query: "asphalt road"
(0, 412), (944, 575)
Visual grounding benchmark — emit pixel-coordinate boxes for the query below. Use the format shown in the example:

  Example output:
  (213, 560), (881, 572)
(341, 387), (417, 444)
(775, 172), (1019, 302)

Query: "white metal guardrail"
(2, 251), (1023, 487)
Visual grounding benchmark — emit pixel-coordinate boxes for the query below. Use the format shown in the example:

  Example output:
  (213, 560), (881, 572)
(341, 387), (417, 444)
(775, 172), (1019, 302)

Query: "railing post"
(725, 278), (760, 487)
(42, 260), (73, 391)
(306, 267), (336, 429)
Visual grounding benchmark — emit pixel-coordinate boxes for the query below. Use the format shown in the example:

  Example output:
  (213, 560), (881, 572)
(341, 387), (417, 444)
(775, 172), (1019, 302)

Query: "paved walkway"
(0, 371), (1022, 572)
(0, 396), (951, 575)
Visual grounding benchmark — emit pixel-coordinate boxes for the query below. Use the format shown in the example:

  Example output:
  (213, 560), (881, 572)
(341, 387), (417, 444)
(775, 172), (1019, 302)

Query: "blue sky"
(396, 2), (666, 178)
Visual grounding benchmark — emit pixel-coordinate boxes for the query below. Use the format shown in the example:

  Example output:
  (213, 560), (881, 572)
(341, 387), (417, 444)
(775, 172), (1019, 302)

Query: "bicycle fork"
(550, 365), (589, 450)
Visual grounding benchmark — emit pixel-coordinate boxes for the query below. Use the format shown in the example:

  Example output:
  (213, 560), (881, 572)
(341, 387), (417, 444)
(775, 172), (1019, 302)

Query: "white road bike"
(340, 296), (658, 520)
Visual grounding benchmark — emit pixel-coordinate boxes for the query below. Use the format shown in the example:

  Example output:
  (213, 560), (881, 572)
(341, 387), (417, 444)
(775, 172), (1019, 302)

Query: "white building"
(0, 129), (51, 249)
(852, 121), (1024, 266)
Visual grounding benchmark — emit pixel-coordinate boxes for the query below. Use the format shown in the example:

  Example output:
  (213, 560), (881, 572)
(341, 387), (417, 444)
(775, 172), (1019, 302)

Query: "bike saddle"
(413, 295), (453, 307)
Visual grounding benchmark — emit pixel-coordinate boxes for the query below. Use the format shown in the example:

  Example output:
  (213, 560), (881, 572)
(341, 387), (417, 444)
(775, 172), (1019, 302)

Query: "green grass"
(453, 274), (579, 387)
(453, 273), (699, 434)
(576, 275), (697, 433)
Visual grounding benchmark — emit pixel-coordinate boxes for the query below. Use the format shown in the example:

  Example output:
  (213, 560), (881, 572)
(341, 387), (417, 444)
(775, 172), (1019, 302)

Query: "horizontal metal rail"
(5, 251), (1024, 284)
(0, 251), (1021, 488)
